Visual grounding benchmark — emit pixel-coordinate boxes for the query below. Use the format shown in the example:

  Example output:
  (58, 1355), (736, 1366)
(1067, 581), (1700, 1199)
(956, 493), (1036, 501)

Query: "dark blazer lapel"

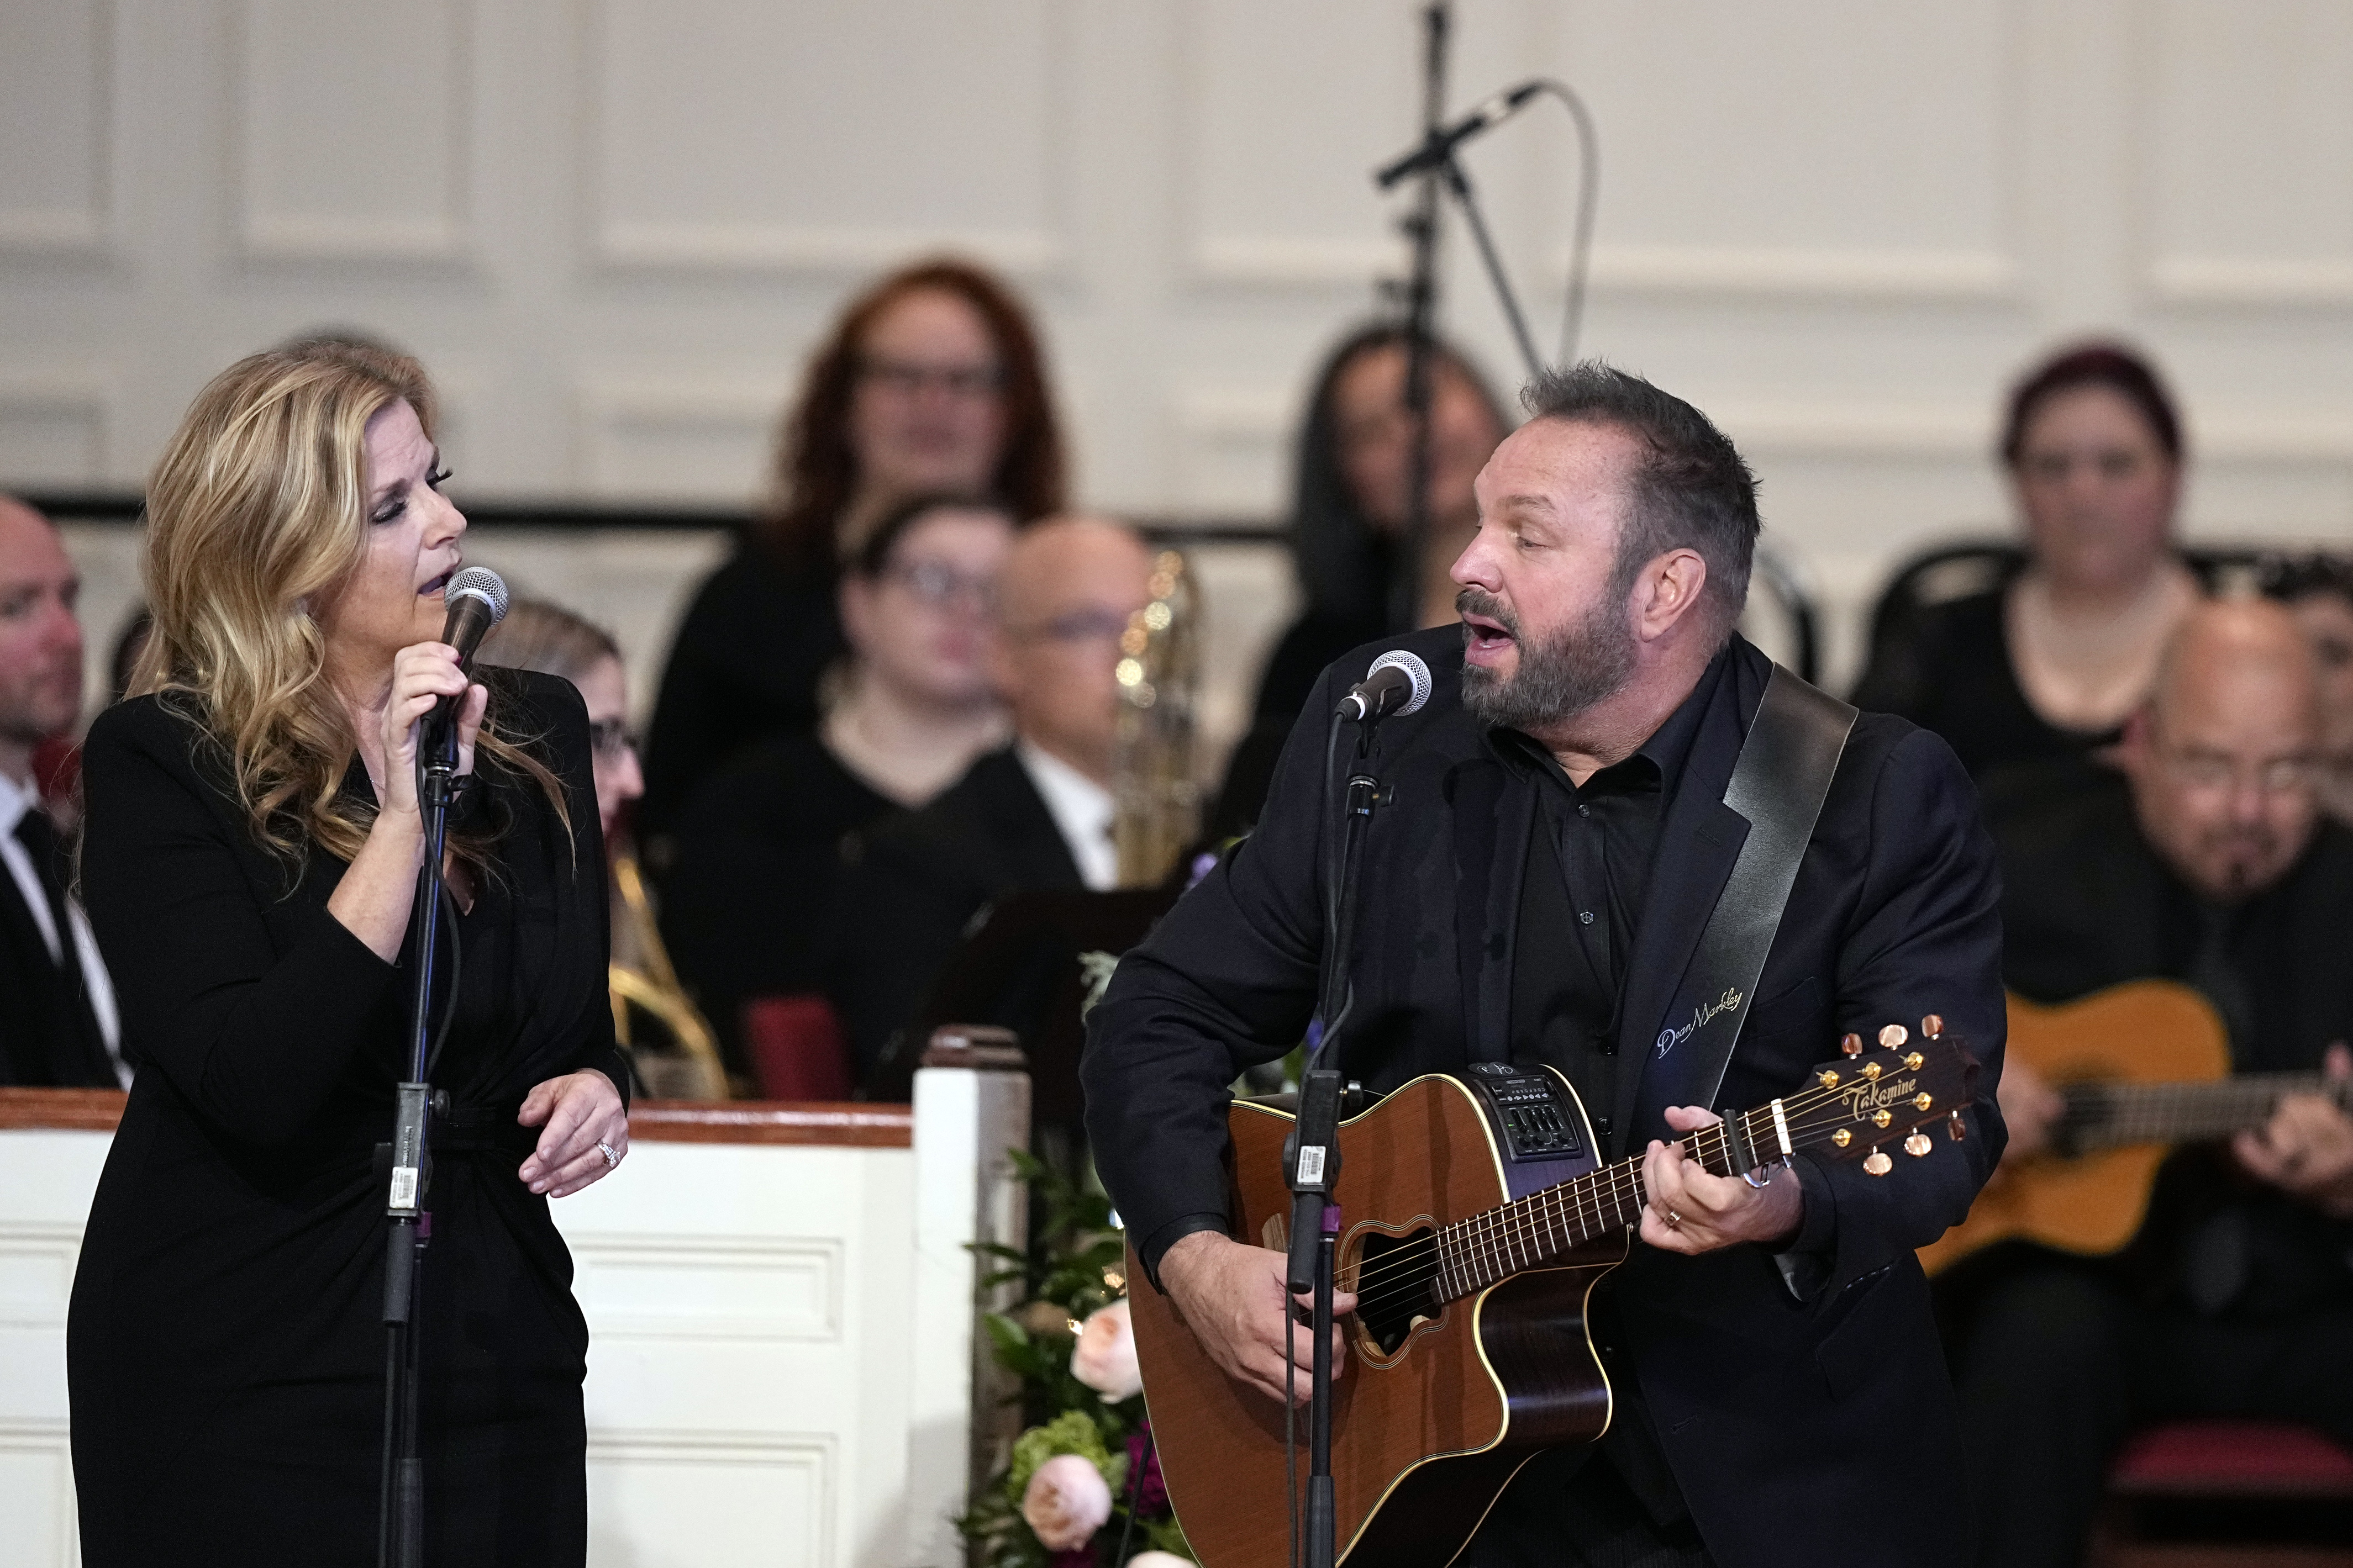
(0, 872), (72, 1084)
(979, 749), (1087, 889)
(1448, 754), (1532, 1064)
(1615, 656), (1765, 1141)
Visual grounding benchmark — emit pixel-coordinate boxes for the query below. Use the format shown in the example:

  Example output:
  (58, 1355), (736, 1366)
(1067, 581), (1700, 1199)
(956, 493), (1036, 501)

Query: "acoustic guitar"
(1128, 1021), (1978, 1568)
(1918, 979), (2353, 1274)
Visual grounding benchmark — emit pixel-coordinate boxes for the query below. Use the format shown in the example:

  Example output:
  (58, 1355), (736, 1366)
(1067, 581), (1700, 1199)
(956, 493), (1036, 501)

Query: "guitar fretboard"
(1426, 1115), (1754, 1305)
(2062, 1072), (2347, 1150)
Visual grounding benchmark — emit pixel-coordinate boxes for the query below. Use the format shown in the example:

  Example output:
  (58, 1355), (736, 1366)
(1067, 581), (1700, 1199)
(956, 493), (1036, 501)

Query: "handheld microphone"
(1373, 81), (1544, 190)
(1338, 650), (1434, 722)
(421, 566), (509, 756)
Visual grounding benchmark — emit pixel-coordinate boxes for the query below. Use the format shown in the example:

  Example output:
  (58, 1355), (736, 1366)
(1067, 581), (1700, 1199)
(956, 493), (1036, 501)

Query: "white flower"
(1069, 1298), (1143, 1401)
(1126, 1554), (1192, 1568)
(1020, 1453), (1112, 1550)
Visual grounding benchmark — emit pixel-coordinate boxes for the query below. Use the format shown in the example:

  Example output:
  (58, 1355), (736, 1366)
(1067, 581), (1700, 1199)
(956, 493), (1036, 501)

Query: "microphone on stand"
(1337, 650), (1434, 722)
(1373, 81), (1544, 190)
(421, 566), (509, 756)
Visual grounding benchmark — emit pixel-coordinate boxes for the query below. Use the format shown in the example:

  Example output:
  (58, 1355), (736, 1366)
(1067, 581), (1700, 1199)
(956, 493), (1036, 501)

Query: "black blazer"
(1083, 629), (2009, 1568)
(833, 745), (1084, 1083)
(68, 673), (627, 1564)
(0, 833), (112, 1086)
(640, 545), (844, 843)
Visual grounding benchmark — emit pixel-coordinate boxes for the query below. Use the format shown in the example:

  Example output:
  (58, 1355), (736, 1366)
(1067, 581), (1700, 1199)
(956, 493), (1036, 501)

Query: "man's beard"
(1458, 585), (1638, 734)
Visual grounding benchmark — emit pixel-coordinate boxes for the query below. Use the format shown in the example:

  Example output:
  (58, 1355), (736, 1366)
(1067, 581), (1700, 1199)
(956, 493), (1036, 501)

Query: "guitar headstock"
(1795, 1017), (1981, 1176)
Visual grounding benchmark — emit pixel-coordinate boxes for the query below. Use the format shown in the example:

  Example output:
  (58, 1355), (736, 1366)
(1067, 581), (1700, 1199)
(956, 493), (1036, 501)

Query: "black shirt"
(1850, 587), (2117, 782)
(1500, 649), (1719, 1155)
(1489, 649), (1725, 1536)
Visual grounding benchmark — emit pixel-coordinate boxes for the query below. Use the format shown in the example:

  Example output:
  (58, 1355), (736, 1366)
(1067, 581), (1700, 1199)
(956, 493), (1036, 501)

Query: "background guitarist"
(1956, 597), (2353, 1568)
(1083, 364), (2009, 1568)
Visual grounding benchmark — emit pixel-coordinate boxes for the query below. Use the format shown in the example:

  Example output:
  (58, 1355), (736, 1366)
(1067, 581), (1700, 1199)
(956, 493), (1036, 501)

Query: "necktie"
(13, 807), (115, 1086)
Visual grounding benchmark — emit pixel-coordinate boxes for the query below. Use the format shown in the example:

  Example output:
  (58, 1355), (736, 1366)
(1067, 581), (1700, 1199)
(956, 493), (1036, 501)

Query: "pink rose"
(1070, 1298), (1142, 1401)
(1128, 1555), (1193, 1568)
(1021, 1453), (1113, 1551)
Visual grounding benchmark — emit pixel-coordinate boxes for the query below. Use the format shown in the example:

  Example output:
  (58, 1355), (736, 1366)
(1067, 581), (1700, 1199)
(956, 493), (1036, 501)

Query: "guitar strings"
(1346, 1101), (1888, 1321)
(1338, 1084), (1948, 1317)
(1336, 1080), (1889, 1309)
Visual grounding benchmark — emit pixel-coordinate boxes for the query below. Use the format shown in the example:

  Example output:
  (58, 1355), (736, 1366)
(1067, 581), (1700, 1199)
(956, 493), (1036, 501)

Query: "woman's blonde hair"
(134, 340), (567, 872)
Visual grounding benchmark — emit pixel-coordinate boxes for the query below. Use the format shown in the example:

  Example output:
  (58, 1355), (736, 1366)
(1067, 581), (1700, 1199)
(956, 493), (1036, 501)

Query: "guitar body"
(1129, 1069), (1622, 1568)
(1918, 980), (2228, 1274)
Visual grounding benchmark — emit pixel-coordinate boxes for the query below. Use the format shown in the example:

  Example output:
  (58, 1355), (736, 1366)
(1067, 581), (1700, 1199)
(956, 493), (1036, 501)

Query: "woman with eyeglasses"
(481, 599), (728, 1098)
(1853, 341), (2205, 781)
(639, 257), (1065, 854)
(659, 494), (1017, 1080)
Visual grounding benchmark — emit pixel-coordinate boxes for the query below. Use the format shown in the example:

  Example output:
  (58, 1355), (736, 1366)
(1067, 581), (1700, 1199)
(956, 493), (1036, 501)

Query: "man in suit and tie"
(0, 494), (124, 1088)
(834, 515), (1153, 1084)
(1084, 365), (2008, 1568)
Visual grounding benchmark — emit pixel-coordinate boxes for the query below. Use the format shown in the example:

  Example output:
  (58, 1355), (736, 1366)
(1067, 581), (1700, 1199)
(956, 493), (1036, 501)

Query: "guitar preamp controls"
(1464, 1063), (1586, 1161)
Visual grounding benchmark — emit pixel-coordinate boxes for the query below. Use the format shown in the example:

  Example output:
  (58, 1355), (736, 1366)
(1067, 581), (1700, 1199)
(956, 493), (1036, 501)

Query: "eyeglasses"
(883, 560), (996, 611)
(2159, 749), (2318, 795)
(587, 717), (639, 760)
(1012, 608), (1134, 645)
(859, 356), (1004, 400)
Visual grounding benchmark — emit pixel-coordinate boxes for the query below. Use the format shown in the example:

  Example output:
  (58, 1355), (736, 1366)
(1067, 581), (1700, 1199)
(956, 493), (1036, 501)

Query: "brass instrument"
(608, 849), (730, 1099)
(1111, 548), (1202, 888)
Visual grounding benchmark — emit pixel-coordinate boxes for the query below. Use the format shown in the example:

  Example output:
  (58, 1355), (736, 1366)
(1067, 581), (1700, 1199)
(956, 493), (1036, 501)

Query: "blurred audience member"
(0, 495), (124, 1087)
(1853, 342), (2203, 778)
(660, 495), (1015, 1079)
(1212, 325), (1508, 833)
(1954, 600), (2353, 1568)
(641, 257), (1065, 849)
(2262, 552), (2353, 822)
(482, 598), (725, 1099)
(833, 515), (1152, 1084)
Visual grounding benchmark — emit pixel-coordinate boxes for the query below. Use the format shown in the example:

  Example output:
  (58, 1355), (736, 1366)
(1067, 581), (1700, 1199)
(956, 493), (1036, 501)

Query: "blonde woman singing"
(68, 341), (627, 1565)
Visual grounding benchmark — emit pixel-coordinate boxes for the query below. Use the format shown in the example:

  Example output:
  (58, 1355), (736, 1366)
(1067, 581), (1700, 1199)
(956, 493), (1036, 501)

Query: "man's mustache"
(1455, 587), (1517, 637)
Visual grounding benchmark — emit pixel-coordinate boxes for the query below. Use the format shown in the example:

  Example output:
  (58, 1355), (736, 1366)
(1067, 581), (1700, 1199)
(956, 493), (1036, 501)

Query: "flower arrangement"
(960, 1150), (1191, 1568)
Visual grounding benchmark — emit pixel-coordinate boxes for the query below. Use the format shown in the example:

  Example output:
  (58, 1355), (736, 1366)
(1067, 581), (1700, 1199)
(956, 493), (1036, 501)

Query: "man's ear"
(1632, 548), (1710, 642)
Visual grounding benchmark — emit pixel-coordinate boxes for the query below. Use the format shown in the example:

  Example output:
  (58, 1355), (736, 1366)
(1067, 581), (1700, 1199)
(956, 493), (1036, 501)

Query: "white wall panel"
(588, 0), (1067, 274)
(2141, 0), (2353, 304)
(0, 1), (114, 256)
(8, 0), (2353, 713)
(233, 0), (475, 262)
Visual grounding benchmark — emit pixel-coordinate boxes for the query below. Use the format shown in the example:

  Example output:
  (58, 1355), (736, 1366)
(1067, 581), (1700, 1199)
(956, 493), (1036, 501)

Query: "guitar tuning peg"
(1920, 1013), (1944, 1039)
(1878, 1023), (1909, 1048)
(1862, 1147), (1893, 1177)
(1841, 1033), (1865, 1057)
(1904, 1132), (1933, 1158)
(1946, 1110), (1967, 1142)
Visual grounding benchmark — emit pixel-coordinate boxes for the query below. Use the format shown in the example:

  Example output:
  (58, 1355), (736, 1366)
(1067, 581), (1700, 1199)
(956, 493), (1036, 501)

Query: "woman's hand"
(379, 641), (487, 818)
(517, 1070), (629, 1197)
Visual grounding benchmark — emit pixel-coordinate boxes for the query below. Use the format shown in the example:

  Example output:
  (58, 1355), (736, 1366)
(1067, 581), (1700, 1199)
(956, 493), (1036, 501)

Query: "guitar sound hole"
(1354, 1227), (1441, 1356)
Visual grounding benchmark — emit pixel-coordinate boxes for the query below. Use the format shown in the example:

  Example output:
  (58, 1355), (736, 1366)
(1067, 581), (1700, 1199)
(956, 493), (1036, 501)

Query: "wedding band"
(1665, 1208), (1683, 1229)
(596, 1140), (619, 1169)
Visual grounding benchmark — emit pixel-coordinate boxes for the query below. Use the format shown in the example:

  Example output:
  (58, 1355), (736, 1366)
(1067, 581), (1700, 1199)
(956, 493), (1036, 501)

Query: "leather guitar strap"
(1673, 664), (1857, 1114)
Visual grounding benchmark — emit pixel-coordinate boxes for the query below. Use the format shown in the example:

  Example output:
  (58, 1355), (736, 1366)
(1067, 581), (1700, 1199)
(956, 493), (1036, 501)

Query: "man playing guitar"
(1958, 598), (2353, 1568)
(1084, 364), (2009, 1567)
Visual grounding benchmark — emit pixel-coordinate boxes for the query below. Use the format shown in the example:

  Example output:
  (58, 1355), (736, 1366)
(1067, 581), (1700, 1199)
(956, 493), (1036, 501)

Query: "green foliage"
(957, 1149), (1191, 1566)
(1006, 1409), (1124, 1501)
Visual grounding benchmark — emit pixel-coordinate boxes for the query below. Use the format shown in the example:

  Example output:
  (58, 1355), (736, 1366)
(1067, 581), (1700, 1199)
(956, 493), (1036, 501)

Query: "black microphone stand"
(378, 710), (460, 1568)
(1287, 718), (1387, 1568)
(1388, 0), (1450, 641)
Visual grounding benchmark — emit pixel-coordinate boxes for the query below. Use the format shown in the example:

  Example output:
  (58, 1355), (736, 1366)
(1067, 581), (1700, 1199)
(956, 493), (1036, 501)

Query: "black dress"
(640, 543), (843, 844)
(69, 671), (626, 1567)
(657, 731), (898, 1075)
(1849, 588), (2118, 780)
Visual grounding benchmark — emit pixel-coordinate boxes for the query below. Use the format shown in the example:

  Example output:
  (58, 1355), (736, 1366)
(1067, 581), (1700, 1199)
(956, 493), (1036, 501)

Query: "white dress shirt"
(0, 768), (128, 1085)
(1014, 740), (1120, 892)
